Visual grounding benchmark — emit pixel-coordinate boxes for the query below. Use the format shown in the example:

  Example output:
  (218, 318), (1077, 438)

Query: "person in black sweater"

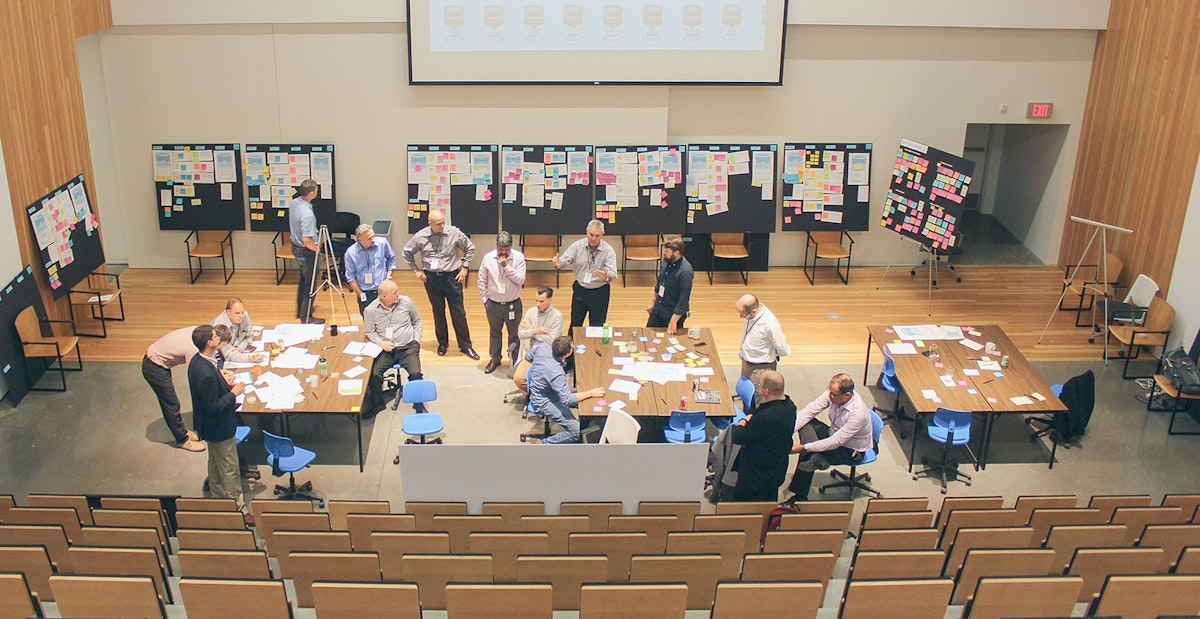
(730, 370), (797, 502)
(188, 325), (251, 524)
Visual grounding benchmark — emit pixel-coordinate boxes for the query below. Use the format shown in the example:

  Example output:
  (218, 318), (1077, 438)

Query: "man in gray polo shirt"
(361, 280), (423, 419)
(402, 209), (479, 360)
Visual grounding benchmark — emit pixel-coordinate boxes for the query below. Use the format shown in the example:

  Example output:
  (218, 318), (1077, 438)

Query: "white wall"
(0, 137), (22, 401)
(1167, 151), (1200, 352)
(76, 32), (126, 264)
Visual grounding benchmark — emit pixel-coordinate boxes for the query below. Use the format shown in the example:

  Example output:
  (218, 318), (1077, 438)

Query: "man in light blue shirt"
(288, 179), (322, 324)
(344, 223), (397, 316)
(526, 336), (604, 444)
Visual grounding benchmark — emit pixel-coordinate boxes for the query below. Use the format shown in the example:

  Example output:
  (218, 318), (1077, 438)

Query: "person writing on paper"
(402, 209), (479, 360)
(360, 280), (424, 419)
(730, 370), (797, 502)
(515, 286), (564, 392)
(288, 179), (323, 324)
(526, 335), (604, 444)
(554, 219), (618, 327)
(344, 223), (397, 316)
(477, 231), (527, 374)
(786, 373), (873, 504)
(646, 236), (693, 335)
(211, 298), (264, 364)
(735, 293), (791, 379)
(188, 325), (251, 524)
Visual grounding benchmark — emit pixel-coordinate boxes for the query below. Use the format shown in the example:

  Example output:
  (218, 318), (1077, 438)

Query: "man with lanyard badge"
(345, 223), (397, 316)
(477, 231), (527, 374)
(736, 293), (791, 379)
(553, 219), (618, 327)
(288, 179), (323, 324)
(402, 209), (479, 360)
(646, 236), (694, 335)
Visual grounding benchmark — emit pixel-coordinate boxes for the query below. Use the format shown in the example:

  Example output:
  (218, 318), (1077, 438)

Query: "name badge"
(508, 308), (516, 320)
(657, 284), (665, 298)
(364, 272), (373, 285)
(427, 257), (440, 272)
(385, 327), (394, 340)
(582, 270), (593, 284)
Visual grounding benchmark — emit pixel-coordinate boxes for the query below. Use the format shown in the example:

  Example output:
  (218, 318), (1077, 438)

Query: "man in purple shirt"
(477, 231), (527, 374)
(787, 373), (874, 503)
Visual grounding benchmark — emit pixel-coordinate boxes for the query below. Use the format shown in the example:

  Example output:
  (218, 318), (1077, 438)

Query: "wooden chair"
(522, 234), (561, 287)
(0, 524), (73, 572)
(313, 582), (422, 619)
(271, 230), (297, 285)
(250, 498), (314, 520)
(934, 495), (1005, 530)
(1110, 505), (1188, 544)
(1161, 493), (1200, 517)
(257, 511), (330, 552)
(855, 528), (940, 552)
(27, 493), (93, 525)
(952, 548), (1057, 605)
(803, 230), (855, 284)
(0, 544), (55, 602)
(1060, 251), (1123, 316)
(519, 515), (591, 554)
(90, 508), (170, 551)
(635, 501), (700, 529)
(431, 514), (505, 553)
(866, 496), (930, 513)
(1044, 524), (1128, 572)
(607, 515), (677, 553)
(65, 546), (171, 603)
(372, 531), (451, 582)
(839, 578), (954, 619)
(445, 583), (553, 619)
(708, 233), (749, 284)
(693, 513), (765, 554)
(327, 499), (390, 531)
(0, 495), (12, 521)
(778, 512), (852, 537)
(763, 529), (844, 555)
(1092, 574), (1200, 619)
(179, 578), (292, 619)
(666, 531), (745, 582)
(629, 554), (721, 610)
(50, 574), (165, 619)
(0, 572), (41, 619)
(568, 532), (649, 581)
(67, 268), (125, 337)
(1175, 546), (1200, 573)
(398, 554), (492, 610)
(963, 575), (1083, 619)
(175, 497), (238, 512)
(560, 502), (623, 532)
(2, 507), (82, 544)
(1028, 507), (1106, 545)
(1087, 493), (1153, 520)
(177, 549), (272, 579)
(517, 555), (609, 611)
(469, 532), (550, 582)
(944, 526), (1035, 576)
(273, 530), (353, 577)
(175, 509), (247, 531)
(579, 583), (688, 619)
(1067, 546), (1165, 603)
(938, 508), (1021, 548)
(289, 550), (381, 607)
(1151, 371), (1200, 434)
(1107, 295), (1174, 378)
(795, 499), (855, 514)
(741, 552), (836, 595)
(849, 549), (945, 581)
(14, 305), (81, 392)
(860, 510), (934, 532)
(620, 234), (661, 287)
(1014, 494), (1077, 524)
(481, 501), (545, 528)
(97, 498), (170, 537)
(403, 501), (468, 530)
(78, 525), (169, 575)
(176, 528), (258, 551)
(346, 513), (416, 551)
(711, 582), (824, 619)
(1139, 524), (1200, 571)
(185, 229), (235, 284)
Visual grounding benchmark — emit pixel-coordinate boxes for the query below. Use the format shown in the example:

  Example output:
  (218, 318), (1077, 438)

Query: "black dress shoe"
(462, 348), (480, 361)
(437, 344), (448, 356)
(484, 359), (500, 374)
(307, 317), (325, 325)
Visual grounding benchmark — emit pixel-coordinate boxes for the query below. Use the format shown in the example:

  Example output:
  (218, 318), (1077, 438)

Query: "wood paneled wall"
(0, 0), (111, 318)
(1061, 0), (1200, 294)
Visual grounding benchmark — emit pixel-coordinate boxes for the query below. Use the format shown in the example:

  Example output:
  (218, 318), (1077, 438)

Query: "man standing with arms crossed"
(554, 219), (618, 327)
(403, 209), (479, 360)
(344, 223), (396, 316)
(477, 231), (527, 374)
(515, 286), (563, 391)
(735, 293), (791, 379)
(646, 236), (694, 335)
(289, 179), (324, 324)
(360, 280), (424, 419)
(188, 325), (251, 524)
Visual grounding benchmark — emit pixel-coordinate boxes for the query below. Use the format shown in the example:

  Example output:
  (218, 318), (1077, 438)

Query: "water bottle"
(318, 357), (328, 380)
(601, 322), (610, 344)
(679, 394), (687, 410)
(1000, 355), (1010, 369)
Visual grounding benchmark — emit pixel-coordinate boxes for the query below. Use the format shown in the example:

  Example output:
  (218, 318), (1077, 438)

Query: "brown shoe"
(187, 430), (199, 442)
(178, 439), (206, 452)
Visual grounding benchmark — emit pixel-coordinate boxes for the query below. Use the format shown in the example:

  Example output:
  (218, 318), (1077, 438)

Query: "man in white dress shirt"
(735, 293), (791, 379)
(477, 231), (527, 374)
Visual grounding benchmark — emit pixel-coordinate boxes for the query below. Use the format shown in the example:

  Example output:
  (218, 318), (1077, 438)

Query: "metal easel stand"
(306, 224), (354, 323)
(875, 235), (949, 317)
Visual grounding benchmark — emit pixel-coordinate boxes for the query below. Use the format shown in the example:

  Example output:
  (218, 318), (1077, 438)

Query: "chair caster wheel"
(1088, 337), (1095, 344)
(912, 474), (919, 481)
(863, 474), (871, 482)
(817, 487), (826, 494)
(940, 488), (948, 494)
(393, 455), (400, 465)
(431, 438), (443, 444)
(405, 438), (418, 445)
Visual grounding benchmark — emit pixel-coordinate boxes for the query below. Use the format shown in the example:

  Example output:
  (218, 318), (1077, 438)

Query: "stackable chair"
(875, 348), (912, 438)
(401, 379), (445, 445)
(598, 409), (642, 444)
(713, 376), (754, 431)
(263, 430), (322, 507)
(665, 410), (707, 443)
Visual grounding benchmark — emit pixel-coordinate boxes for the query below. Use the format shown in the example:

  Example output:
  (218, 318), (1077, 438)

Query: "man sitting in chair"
(786, 373), (873, 504)
(526, 335), (604, 444)
(514, 286), (564, 392)
(361, 279), (423, 419)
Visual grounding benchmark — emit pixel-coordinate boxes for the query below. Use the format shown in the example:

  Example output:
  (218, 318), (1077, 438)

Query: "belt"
(424, 270), (458, 276)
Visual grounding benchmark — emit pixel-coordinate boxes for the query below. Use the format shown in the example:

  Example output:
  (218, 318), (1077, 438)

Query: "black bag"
(1162, 346), (1200, 395)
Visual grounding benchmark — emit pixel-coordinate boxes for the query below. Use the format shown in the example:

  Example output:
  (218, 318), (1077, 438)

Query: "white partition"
(397, 443), (709, 512)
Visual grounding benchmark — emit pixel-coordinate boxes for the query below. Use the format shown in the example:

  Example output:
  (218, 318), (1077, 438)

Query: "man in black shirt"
(645, 236), (694, 335)
(730, 370), (797, 502)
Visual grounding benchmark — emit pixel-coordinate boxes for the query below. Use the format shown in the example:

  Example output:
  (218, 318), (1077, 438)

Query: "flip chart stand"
(306, 225), (353, 323)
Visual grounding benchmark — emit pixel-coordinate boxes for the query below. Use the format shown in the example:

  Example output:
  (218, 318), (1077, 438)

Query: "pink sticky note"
(957, 380), (968, 386)
(653, 339), (662, 344)
(596, 400), (607, 406)
(884, 328), (895, 333)
(986, 397), (998, 404)
(934, 362), (944, 369)
(647, 348), (657, 353)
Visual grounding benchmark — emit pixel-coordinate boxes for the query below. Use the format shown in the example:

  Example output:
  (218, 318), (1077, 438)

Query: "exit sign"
(1027, 102), (1053, 119)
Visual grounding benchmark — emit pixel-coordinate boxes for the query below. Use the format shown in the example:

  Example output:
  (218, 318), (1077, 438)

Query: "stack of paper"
(342, 341), (383, 358)
(253, 372), (306, 410)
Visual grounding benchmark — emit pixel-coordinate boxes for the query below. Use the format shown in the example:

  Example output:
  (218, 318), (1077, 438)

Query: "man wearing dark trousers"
(344, 223), (397, 316)
(477, 231), (526, 374)
(143, 325), (210, 452)
(646, 236), (694, 335)
(402, 209), (479, 360)
(288, 179), (324, 324)
(188, 325), (251, 524)
(554, 219), (617, 327)
(787, 373), (874, 503)
(730, 370), (797, 502)
(360, 280), (423, 419)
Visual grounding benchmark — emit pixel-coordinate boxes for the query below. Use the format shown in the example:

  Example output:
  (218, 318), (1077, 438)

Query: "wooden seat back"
(710, 582), (824, 619)
(289, 550), (381, 607)
(177, 549), (272, 579)
(468, 532), (550, 582)
(373, 531), (451, 582)
(666, 531), (745, 581)
(629, 554), (721, 610)
(517, 555), (609, 611)
(1067, 546), (1165, 604)
(313, 582), (422, 619)
(445, 583), (552, 619)
(839, 578), (953, 619)
(0, 544), (54, 602)
(964, 575), (1083, 619)
(326, 499), (390, 530)
(179, 577), (291, 619)
(579, 583), (688, 619)
(50, 574), (165, 619)
(176, 528), (258, 551)
(399, 554), (492, 610)
(346, 513), (416, 550)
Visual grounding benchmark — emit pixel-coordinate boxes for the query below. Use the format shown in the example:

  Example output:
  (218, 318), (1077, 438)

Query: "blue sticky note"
(967, 389), (978, 395)
(993, 371), (1004, 378)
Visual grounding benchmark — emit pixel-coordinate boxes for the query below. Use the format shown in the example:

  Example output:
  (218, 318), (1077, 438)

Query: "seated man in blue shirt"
(526, 335), (604, 444)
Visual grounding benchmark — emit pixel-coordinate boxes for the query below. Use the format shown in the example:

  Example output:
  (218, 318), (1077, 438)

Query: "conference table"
(236, 325), (370, 472)
(572, 326), (736, 440)
(864, 324), (1066, 469)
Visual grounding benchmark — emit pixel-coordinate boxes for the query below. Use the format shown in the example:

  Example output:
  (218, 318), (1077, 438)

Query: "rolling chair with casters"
(262, 430), (322, 507)
(875, 349), (913, 438)
(520, 368), (552, 443)
(712, 375), (754, 431)
(235, 425), (261, 481)
(400, 379), (444, 445)
(1024, 370), (1094, 468)
(819, 410), (883, 498)
(912, 407), (975, 494)
(910, 230), (964, 285)
(664, 410), (707, 443)
(330, 211), (361, 272)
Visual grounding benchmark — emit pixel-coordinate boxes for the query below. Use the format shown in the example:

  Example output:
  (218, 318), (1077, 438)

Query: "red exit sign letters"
(1026, 102), (1053, 119)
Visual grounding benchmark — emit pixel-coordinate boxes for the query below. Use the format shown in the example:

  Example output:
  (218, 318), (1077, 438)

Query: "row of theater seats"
(2, 492), (1200, 618)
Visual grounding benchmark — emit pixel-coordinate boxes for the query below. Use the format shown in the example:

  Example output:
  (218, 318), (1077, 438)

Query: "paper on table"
(958, 338), (984, 351)
(607, 378), (642, 396)
(940, 375), (956, 387)
(978, 359), (1001, 371)
(585, 326), (603, 338)
(963, 369), (980, 376)
(338, 325), (361, 332)
(342, 341), (383, 358)
(1009, 395), (1034, 406)
(887, 343), (918, 355)
(687, 367), (715, 376)
(338, 379), (363, 396)
(86, 294), (114, 303)
(921, 389), (938, 400)
(342, 365), (368, 379)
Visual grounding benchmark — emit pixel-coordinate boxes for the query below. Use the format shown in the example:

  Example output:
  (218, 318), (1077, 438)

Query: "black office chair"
(331, 211), (361, 271)
(1024, 369), (1094, 469)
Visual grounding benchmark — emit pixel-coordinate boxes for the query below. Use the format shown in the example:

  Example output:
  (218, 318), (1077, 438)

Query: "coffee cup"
(330, 324), (339, 336)
(984, 341), (996, 355)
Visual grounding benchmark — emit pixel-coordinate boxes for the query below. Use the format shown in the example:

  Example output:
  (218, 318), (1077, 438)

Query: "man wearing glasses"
(786, 373), (873, 503)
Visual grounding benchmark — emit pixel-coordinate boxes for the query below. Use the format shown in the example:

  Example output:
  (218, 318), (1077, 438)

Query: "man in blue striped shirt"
(344, 224), (397, 316)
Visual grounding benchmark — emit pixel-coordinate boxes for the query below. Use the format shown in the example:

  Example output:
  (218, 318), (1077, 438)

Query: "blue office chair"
(204, 425), (258, 493)
(234, 425), (252, 444)
(262, 430), (321, 506)
(912, 407), (976, 494)
(520, 367), (552, 443)
(665, 410), (707, 443)
(819, 410), (883, 498)
(401, 379), (444, 445)
(876, 349), (913, 438)
(712, 376), (754, 431)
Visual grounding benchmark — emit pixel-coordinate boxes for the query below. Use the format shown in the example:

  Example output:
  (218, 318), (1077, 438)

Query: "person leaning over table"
(786, 373), (873, 504)
(514, 285), (564, 391)
(477, 231), (527, 375)
(402, 209), (479, 360)
(360, 279), (424, 420)
(188, 325), (252, 525)
(526, 335), (605, 444)
(288, 179), (323, 324)
(143, 325), (208, 452)
(211, 297), (265, 364)
(646, 235), (694, 335)
(730, 370), (797, 502)
(735, 293), (791, 380)
(344, 223), (397, 316)
(553, 219), (618, 328)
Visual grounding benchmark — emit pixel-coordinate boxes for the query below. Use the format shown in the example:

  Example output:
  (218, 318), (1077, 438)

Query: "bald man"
(729, 370), (797, 502)
(360, 279), (424, 419)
